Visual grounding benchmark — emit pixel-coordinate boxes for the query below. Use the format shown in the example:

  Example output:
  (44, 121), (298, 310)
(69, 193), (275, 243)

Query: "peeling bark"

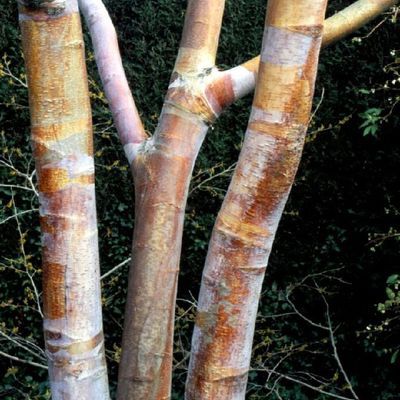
(207, 0), (399, 107)
(18, 0), (109, 398)
(17, 0), (396, 398)
(116, 2), (226, 399)
(185, 1), (328, 399)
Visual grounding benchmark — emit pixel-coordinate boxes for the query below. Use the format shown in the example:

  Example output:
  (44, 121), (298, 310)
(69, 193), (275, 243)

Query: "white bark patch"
(261, 26), (313, 66)
(79, 0), (144, 148)
(230, 66), (256, 99)
(42, 154), (94, 178)
(34, 131), (87, 156)
(250, 106), (286, 124)
(123, 142), (142, 165)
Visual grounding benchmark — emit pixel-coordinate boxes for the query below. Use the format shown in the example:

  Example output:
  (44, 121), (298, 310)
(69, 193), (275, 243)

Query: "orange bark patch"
(166, 86), (216, 123)
(217, 211), (270, 247)
(21, 13), (91, 128)
(267, 1), (328, 28)
(205, 74), (235, 115)
(42, 262), (66, 319)
(31, 117), (91, 143)
(38, 167), (94, 193)
(180, 0), (223, 51)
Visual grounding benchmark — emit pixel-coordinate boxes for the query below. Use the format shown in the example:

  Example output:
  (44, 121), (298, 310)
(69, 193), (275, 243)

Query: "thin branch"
(318, 284), (359, 400)
(12, 192), (43, 318)
(79, 0), (147, 165)
(0, 208), (38, 225)
(0, 350), (47, 370)
(0, 330), (46, 362)
(100, 257), (131, 281)
(286, 290), (330, 331)
(261, 369), (354, 400)
(209, 0), (399, 107)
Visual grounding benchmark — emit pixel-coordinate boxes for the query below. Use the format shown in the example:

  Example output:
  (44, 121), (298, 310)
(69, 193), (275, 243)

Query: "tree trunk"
(18, 0), (109, 397)
(185, 0), (328, 398)
(116, 1), (225, 398)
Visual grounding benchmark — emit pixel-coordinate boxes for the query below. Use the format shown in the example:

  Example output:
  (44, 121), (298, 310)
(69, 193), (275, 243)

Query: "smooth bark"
(19, 0), (394, 398)
(116, 1), (226, 399)
(207, 0), (399, 107)
(186, 0), (328, 398)
(78, 0), (147, 164)
(18, 0), (109, 398)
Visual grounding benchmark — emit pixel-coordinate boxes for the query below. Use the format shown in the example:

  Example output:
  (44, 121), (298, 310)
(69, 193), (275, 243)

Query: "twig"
(309, 87), (325, 124)
(261, 369), (353, 400)
(0, 350), (47, 370)
(12, 192), (43, 318)
(0, 208), (38, 225)
(100, 257), (131, 281)
(286, 290), (329, 331)
(0, 330), (45, 362)
(319, 285), (359, 400)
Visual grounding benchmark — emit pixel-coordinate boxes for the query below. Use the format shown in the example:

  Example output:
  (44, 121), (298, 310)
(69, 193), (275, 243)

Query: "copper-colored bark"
(19, 1), (109, 398)
(116, 1), (226, 399)
(207, 0), (399, 108)
(186, 1), (328, 398)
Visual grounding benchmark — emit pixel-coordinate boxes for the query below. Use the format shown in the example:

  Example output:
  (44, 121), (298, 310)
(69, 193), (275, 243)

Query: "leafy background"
(0, 0), (399, 398)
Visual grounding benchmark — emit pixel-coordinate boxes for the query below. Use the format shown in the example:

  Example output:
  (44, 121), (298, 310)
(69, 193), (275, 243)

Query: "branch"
(79, 0), (147, 165)
(323, 0), (398, 46)
(319, 284), (360, 400)
(261, 369), (354, 400)
(0, 329), (46, 362)
(208, 0), (399, 106)
(173, 0), (226, 75)
(0, 350), (48, 370)
(100, 257), (131, 281)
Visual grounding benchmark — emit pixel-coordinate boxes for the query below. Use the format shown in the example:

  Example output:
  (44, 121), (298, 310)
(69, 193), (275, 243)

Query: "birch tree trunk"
(18, 0), (395, 397)
(18, 0), (109, 398)
(186, 1), (328, 398)
(207, 0), (399, 108)
(116, 2), (226, 398)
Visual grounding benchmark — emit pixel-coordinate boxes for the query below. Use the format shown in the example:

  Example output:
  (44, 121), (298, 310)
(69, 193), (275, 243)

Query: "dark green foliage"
(0, 0), (399, 398)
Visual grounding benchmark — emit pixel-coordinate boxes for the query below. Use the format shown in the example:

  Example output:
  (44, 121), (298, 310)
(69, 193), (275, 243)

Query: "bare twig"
(317, 282), (359, 400)
(260, 369), (353, 400)
(0, 350), (47, 370)
(100, 257), (131, 281)
(12, 192), (43, 318)
(0, 329), (46, 362)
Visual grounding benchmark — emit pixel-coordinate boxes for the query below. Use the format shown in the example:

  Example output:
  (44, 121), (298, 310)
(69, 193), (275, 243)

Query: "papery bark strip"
(185, 0), (328, 398)
(208, 0), (398, 107)
(117, 1), (226, 399)
(18, 0), (109, 398)
(78, 0), (147, 164)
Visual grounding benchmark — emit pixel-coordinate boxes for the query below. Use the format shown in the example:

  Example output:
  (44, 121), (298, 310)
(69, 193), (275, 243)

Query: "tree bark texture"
(117, 1), (226, 399)
(18, 0), (109, 398)
(18, 0), (396, 398)
(185, 1), (328, 399)
(207, 0), (399, 108)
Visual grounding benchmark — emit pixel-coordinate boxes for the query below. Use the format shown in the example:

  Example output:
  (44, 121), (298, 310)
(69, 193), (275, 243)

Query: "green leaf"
(390, 350), (399, 364)
(386, 274), (399, 285)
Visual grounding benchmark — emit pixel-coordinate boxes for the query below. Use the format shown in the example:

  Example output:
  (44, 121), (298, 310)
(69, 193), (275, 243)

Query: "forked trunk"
(116, 2), (226, 398)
